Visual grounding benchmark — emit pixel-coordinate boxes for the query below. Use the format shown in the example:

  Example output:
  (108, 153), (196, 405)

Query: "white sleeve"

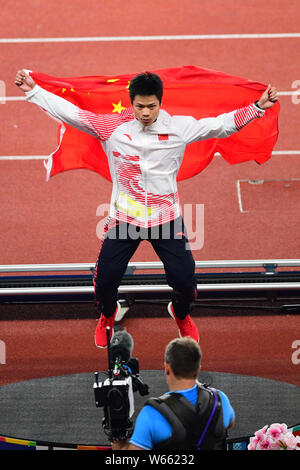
(25, 85), (106, 140)
(175, 103), (265, 145)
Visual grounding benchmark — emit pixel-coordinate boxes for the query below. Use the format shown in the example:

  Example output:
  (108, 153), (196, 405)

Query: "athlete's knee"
(172, 284), (197, 302)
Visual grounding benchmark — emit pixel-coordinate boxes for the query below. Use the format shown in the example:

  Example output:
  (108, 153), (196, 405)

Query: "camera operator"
(111, 337), (235, 451)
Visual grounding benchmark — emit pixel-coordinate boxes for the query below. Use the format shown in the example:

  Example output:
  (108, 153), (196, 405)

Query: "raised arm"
(175, 85), (278, 145)
(15, 69), (133, 141)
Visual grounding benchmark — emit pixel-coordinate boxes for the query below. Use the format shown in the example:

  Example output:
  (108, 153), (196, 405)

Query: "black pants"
(93, 217), (197, 319)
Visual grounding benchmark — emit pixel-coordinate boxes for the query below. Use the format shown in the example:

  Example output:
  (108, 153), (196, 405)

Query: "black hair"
(165, 337), (202, 379)
(129, 72), (163, 103)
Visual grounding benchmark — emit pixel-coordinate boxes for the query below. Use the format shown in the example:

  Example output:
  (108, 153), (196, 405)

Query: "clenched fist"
(257, 84), (278, 110)
(15, 70), (36, 92)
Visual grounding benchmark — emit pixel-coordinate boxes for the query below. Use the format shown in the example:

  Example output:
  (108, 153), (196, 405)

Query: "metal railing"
(0, 259), (300, 273)
(0, 260), (299, 296)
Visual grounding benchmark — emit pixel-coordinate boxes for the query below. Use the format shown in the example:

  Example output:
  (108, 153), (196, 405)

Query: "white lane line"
(215, 151), (300, 157)
(1, 33), (300, 43)
(1, 151), (299, 161)
(1, 91), (299, 103)
(271, 150), (300, 155)
(236, 180), (245, 213)
(278, 91), (300, 96)
(236, 177), (300, 213)
(0, 156), (46, 160)
(1, 96), (26, 101)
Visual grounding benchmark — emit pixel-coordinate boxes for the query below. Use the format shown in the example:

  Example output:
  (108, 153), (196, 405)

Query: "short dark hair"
(129, 72), (163, 103)
(165, 337), (202, 379)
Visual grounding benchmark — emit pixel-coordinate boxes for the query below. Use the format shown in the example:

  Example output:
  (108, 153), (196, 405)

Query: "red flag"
(29, 65), (280, 182)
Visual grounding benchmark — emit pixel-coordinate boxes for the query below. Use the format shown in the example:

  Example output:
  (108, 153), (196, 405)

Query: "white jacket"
(26, 85), (264, 228)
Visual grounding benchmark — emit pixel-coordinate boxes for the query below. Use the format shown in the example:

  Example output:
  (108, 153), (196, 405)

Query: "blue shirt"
(130, 384), (235, 450)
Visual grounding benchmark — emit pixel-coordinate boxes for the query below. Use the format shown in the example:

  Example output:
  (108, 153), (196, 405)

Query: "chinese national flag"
(29, 65), (280, 182)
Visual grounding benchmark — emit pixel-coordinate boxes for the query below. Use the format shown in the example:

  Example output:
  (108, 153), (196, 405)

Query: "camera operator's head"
(164, 337), (202, 389)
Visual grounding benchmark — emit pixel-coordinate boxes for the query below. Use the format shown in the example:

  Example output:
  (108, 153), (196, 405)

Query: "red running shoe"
(94, 302), (120, 348)
(167, 302), (199, 343)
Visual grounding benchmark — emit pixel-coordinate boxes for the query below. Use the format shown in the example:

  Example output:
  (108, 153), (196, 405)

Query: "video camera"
(93, 326), (149, 441)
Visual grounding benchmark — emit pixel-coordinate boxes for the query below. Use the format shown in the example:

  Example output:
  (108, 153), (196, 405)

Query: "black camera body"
(94, 373), (135, 440)
(94, 328), (149, 441)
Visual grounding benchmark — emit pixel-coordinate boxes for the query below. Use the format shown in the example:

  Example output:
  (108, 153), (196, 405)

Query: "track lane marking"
(236, 177), (300, 213)
(1, 33), (300, 43)
(0, 151), (299, 161)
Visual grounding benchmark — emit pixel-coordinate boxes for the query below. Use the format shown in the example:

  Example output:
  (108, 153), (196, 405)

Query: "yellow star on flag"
(112, 100), (126, 114)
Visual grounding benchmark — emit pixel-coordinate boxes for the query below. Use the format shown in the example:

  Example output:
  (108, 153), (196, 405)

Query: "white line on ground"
(236, 180), (245, 213)
(1, 96), (26, 101)
(0, 156), (46, 160)
(215, 151), (300, 157)
(236, 177), (300, 213)
(1, 33), (300, 43)
(271, 150), (300, 155)
(278, 91), (300, 96)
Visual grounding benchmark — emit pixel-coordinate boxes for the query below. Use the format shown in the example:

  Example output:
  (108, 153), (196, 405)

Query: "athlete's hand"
(15, 70), (36, 92)
(257, 84), (278, 109)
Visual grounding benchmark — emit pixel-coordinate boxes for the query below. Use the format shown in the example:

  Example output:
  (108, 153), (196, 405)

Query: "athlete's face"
(132, 94), (161, 127)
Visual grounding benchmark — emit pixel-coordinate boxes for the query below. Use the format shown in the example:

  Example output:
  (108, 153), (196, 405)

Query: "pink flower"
(280, 433), (300, 450)
(248, 423), (300, 450)
(248, 442), (257, 450)
(259, 437), (272, 450)
(279, 423), (288, 434)
(269, 440), (283, 450)
(254, 425), (268, 441)
(268, 423), (284, 440)
(248, 436), (259, 450)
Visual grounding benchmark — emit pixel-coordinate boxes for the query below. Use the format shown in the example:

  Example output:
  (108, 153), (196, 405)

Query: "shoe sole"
(167, 302), (182, 338)
(115, 306), (129, 322)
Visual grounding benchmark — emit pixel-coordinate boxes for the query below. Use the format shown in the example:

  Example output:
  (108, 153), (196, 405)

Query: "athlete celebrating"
(15, 69), (278, 348)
